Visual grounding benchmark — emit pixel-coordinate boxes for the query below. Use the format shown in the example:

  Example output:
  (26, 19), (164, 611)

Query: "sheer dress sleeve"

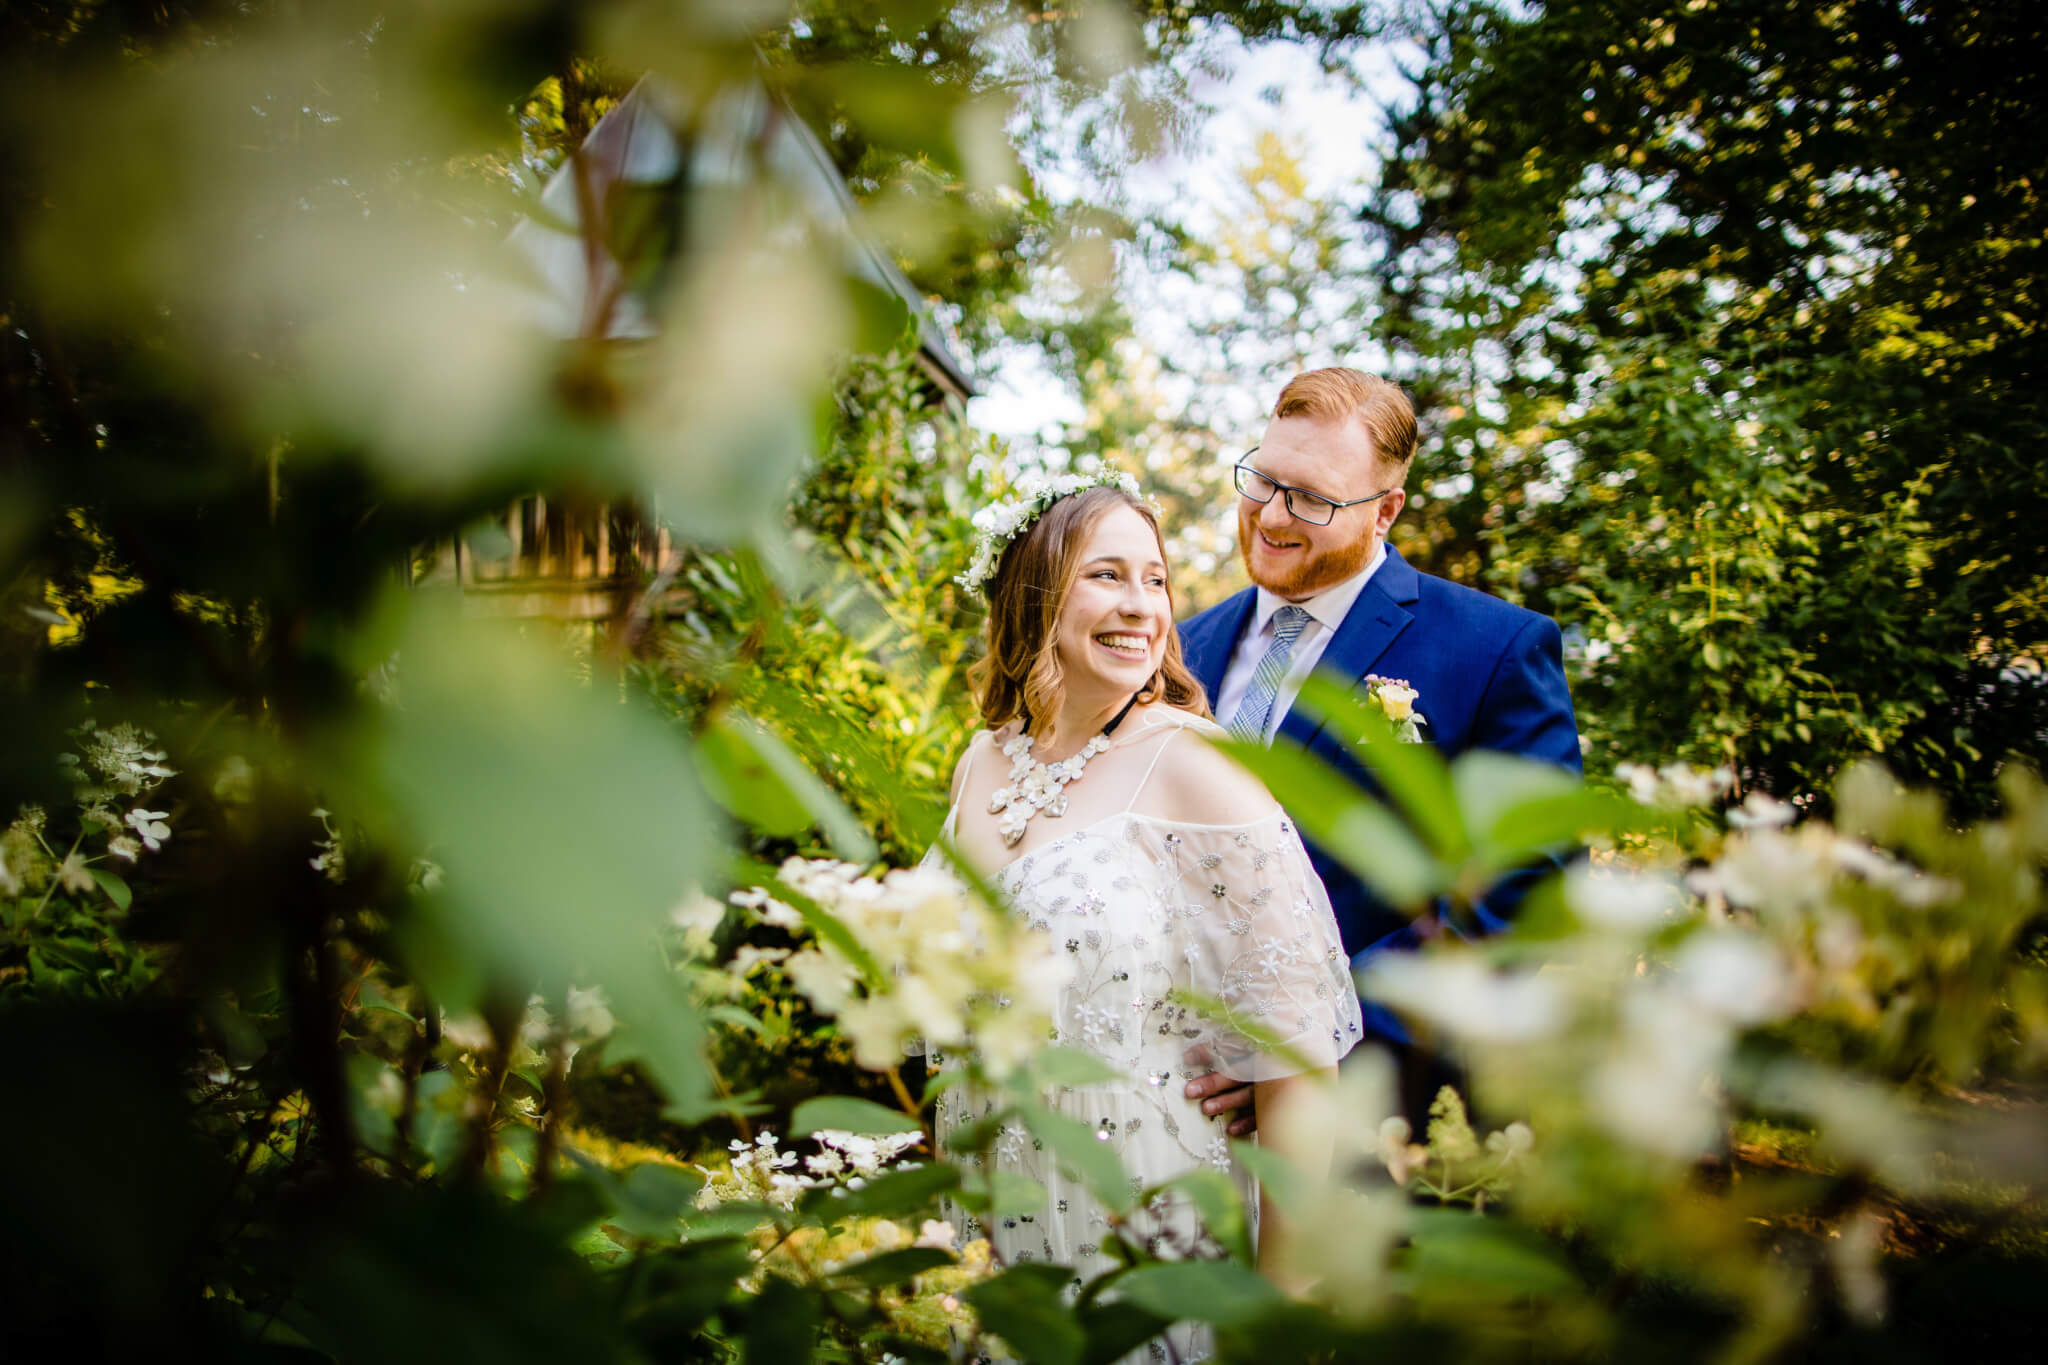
(1159, 814), (1363, 1082)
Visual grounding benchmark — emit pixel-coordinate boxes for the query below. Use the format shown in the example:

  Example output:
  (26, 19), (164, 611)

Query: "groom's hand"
(1185, 1073), (1257, 1137)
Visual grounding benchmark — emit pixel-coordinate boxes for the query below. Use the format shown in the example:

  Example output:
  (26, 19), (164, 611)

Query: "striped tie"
(1227, 605), (1311, 744)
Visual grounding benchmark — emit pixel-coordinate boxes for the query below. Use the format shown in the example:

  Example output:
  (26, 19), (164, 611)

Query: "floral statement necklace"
(988, 695), (1142, 847)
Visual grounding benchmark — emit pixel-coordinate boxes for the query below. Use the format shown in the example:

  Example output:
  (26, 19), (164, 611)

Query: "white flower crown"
(954, 468), (1159, 594)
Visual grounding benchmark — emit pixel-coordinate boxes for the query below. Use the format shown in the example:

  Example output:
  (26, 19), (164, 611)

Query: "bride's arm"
(1253, 1069), (1337, 1295)
(1151, 728), (1286, 1135)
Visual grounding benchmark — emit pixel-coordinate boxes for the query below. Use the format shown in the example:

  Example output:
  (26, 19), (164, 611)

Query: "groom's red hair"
(1274, 368), (1418, 478)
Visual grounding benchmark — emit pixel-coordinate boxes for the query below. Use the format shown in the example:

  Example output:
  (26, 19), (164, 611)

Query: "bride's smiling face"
(1053, 504), (1173, 701)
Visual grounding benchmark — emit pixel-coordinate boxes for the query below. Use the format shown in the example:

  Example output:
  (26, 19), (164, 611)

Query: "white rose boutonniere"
(1361, 675), (1427, 743)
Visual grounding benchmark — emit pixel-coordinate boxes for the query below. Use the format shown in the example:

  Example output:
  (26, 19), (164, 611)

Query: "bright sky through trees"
(969, 30), (1416, 449)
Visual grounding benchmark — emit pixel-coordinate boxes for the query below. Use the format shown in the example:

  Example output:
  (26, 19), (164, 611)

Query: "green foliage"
(653, 351), (994, 869)
(5, 3), (2048, 1363)
(1373, 0), (2048, 810)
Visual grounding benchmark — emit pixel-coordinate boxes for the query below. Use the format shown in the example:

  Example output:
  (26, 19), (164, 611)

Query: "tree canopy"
(1365, 0), (2047, 806)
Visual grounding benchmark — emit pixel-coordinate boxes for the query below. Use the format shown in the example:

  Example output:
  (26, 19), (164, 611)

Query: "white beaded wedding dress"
(924, 708), (1362, 1363)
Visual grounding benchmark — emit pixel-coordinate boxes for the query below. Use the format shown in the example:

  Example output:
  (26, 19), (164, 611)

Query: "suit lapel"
(1276, 546), (1420, 751)
(1183, 587), (1257, 705)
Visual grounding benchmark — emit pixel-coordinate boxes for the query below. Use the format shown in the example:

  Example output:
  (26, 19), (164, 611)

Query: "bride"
(929, 471), (1362, 1348)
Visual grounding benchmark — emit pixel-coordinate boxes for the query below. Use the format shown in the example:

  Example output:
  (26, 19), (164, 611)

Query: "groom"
(1178, 368), (1581, 1129)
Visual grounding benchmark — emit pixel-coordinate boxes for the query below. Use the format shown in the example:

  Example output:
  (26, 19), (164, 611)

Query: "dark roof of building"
(508, 79), (974, 402)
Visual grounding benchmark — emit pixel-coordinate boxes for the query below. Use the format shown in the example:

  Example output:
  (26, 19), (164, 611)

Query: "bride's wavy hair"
(970, 485), (1212, 730)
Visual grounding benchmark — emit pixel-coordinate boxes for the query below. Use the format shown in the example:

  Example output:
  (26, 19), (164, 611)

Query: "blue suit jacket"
(1179, 546), (1582, 1035)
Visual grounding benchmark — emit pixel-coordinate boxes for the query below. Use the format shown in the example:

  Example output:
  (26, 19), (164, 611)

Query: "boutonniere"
(1361, 675), (1427, 743)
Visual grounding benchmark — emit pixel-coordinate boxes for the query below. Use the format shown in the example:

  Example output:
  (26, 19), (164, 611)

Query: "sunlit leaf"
(1294, 673), (1470, 862)
(1209, 733), (1446, 911)
(697, 707), (878, 859)
(370, 599), (716, 1122)
(88, 867), (132, 912)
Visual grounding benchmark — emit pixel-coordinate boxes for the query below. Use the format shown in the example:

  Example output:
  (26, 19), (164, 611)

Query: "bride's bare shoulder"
(1127, 709), (1281, 826)
(949, 726), (1014, 802)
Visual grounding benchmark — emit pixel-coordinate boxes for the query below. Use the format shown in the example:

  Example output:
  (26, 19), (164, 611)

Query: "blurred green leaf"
(1406, 1208), (1583, 1300)
(618, 1163), (706, 1239)
(744, 1273), (821, 1365)
(708, 1003), (768, 1035)
(628, 1240), (754, 1345)
(966, 1263), (1085, 1365)
(88, 867), (132, 912)
(802, 1161), (958, 1222)
(699, 707), (878, 860)
(1295, 673), (1470, 861)
(1228, 1139), (1311, 1221)
(203, 991), (268, 1067)
(1155, 1167), (1251, 1266)
(1033, 1045), (1127, 1088)
(1017, 1104), (1133, 1213)
(1211, 733), (1446, 910)
(564, 1150), (705, 1243)
(679, 1201), (783, 1240)
(798, 62), (966, 172)
(831, 1246), (954, 1287)
(370, 600), (715, 1121)
(297, 1185), (633, 1365)
(1453, 750), (1617, 877)
(1078, 1300), (1177, 1365)
(790, 1095), (923, 1136)
(1115, 1259), (1284, 1327)
(963, 1168), (1049, 1217)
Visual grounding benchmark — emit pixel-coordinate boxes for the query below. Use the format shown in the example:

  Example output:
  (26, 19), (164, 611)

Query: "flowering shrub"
(5, 7), (2044, 1362)
(738, 857), (1066, 1078)
(1376, 1087), (1533, 1208)
(2, 720), (181, 1001)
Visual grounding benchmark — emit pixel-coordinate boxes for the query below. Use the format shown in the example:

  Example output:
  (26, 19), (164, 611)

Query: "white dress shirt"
(1214, 545), (1387, 743)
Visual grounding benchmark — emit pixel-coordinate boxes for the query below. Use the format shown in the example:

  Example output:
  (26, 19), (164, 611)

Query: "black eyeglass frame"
(1232, 449), (1394, 526)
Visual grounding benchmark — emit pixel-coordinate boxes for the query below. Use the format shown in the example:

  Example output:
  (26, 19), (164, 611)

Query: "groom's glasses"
(1233, 452), (1393, 527)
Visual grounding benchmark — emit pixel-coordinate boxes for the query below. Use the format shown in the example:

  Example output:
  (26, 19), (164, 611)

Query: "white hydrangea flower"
(1726, 791), (1797, 829)
(1616, 762), (1734, 809)
(1674, 931), (1799, 1026)
(760, 855), (1068, 1080)
(694, 1128), (923, 1216)
(79, 723), (177, 798)
(1565, 864), (1683, 933)
(1359, 955), (1567, 1044)
(126, 808), (172, 853)
(731, 885), (806, 931)
(441, 1013), (494, 1053)
(670, 890), (728, 950)
(1589, 987), (1732, 1159)
(565, 985), (615, 1041)
(1692, 824), (1839, 916)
